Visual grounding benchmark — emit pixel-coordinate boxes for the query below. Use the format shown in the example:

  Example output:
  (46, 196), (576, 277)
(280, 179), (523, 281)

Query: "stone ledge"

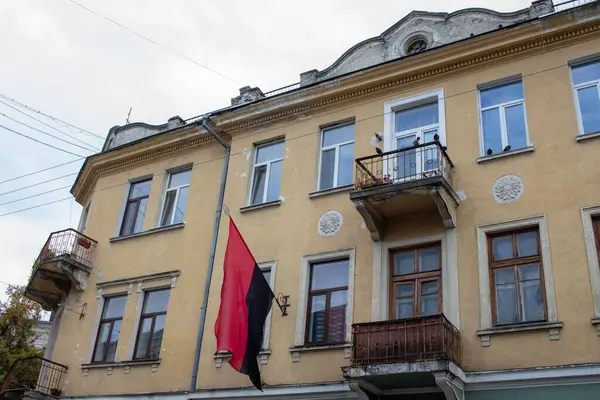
(308, 184), (354, 199)
(476, 146), (535, 164)
(575, 131), (600, 142)
(213, 350), (272, 367)
(591, 317), (600, 336)
(80, 359), (160, 375)
(477, 321), (562, 346)
(239, 199), (282, 213)
(109, 223), (184, 243)
(289, 343), (351, 362)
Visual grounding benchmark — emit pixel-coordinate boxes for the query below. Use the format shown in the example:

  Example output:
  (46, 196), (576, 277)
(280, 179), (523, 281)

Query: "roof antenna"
(126, 107), (132, 124)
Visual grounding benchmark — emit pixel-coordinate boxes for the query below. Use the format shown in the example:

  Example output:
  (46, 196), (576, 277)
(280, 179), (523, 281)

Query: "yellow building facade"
(10, 1), (600, 399)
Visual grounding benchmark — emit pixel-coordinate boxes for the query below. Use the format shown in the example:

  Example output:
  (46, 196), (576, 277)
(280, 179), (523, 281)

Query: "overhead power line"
(0, 197), (73, 218)
(0, 172), (79, 197)
(0, 99), (101, 150)
(0, 93), (103, 140)
(0, 158), (84, 185)
(65, 0), (240, 84)
(0, 124), (87, 158)
(1, 112), (97, 153)
(0, 185), (72, 207)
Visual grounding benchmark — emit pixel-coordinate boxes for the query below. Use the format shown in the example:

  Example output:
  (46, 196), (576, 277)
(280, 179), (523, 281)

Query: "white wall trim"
(126, 289), (146, 361)
(258, 260), (277, 351)
(86, 295), (107, 363)
(294, 248), (356, 346)
(383, 88), (446, 152)
(581, 206), (600, 318)
(370, 231), (459, 328)
(476, 215), (558, 331)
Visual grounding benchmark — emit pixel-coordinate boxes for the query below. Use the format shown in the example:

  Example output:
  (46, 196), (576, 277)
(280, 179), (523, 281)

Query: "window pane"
(106, 320), (121, 362)
(308, 295), (326, 342)
(396, 297), (414, 319)
(496, 282), (518, 325)
(418, 247), (440, 272)
(482, 108), (502, 155)
(328, 290), (348, 343)
(266, 160), (282, 202)
(102, 296), (126, 319)
(518, 264), (540, 281)
(168, 169), (191, 188)
(505, 104), (527, 150)
(396, 284), (413, 298)
(577, 86), (600, 134)
(121, 203), (137, 236)
(492, 235), (513, 260)
(480, 81), (524, 108)
(92, 322), (111, 362)
(337, 143), (354, 187)
(130, 180), (151, 199)
(520, 279), (545, 322)
(396, 135), (416, 178)
(261, 269), (271, 286)
(422, 281), (438, 294)
(143, 289), (170, 314)
(516, 231), (538, 257)
(422, 129), (439, 171)
(251, 165), (267, 205)
(421, 294), (438, 316)
(173, 186), (189, 224)
(135, 318), (152, 358)
(160, 190), (176, 226)
(572, 61), (600, 85)
(311, 260), (349, 290)
(495, 268), (515, 285)
(256, 141), (284, 163)
(393, 251), (414, 275)
(319, 148), (335, 190)
(322, 124), (354, 147)
(149, 314), (166, 359)
(133, 198), (147, 234)
(395, 102), (439, 132)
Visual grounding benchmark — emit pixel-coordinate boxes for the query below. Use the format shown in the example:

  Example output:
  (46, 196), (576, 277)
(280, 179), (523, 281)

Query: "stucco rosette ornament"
(492, 174), (524, 203)
(318, 211), (343, 236)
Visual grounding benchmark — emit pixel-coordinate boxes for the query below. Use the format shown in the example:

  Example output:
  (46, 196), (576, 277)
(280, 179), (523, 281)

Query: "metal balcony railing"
(354, 142), (454, 191)
(351, 314), (461, 367)
(37, 229), (97, 269)
(0, 356), (68, 396)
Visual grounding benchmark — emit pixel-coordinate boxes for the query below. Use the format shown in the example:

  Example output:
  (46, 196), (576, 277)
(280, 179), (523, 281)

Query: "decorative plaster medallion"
(318, 211), (343, 236)
(492, 175), (524, 203)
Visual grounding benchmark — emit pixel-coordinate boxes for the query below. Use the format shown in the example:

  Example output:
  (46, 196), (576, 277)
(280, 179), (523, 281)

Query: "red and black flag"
(214, 218), (275, 391)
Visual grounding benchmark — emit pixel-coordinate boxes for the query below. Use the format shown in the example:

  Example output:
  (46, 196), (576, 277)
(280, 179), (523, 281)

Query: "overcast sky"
(0, 0), (535, 299)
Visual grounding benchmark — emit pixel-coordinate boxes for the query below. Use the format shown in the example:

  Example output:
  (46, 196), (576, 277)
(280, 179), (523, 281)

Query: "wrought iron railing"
(553, 0), (596, 13)
(354, 141), (453, 191)
(0, 356), (67, 396)
(351, 314), (461, 367)
(37, 229), (97, 269)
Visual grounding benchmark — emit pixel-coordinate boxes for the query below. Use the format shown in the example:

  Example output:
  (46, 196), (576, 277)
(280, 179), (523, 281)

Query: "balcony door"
(393, 102), (440, 181)
(390, 243), (442, 320)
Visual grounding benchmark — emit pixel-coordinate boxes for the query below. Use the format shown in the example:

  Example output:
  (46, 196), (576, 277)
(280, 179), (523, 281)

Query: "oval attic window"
(406, 39), (428, 55)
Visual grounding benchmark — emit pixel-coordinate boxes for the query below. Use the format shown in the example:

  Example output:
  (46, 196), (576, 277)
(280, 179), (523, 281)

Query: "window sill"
(575, 131), (600, 142)
(239, 199), (282, 214)
(214, 350), (272, 367)
(289, 343), (351, 362)
(308, 184), (354, 199)
(476, 321), (562, 346)
(81, 359), (160, 375)
(591, 317), (600, 336)
(476, 146), (535, 164)
(109, 223), (185, 243)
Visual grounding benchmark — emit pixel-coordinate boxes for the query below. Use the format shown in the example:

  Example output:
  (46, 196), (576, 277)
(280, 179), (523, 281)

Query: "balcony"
(343, 315), (462, 397)
(26, 229), (97, 311)
(0, 356), (67, 399)
(350, 142), (459, 241)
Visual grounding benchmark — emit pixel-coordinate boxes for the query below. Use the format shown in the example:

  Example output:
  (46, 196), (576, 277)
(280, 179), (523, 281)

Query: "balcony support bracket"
(347, 381), (373, 400)
(434, 371), (465, 400)
(57, 260), (90, 292)
(354, 199), (384, 241)
(430, 186), (458, 229)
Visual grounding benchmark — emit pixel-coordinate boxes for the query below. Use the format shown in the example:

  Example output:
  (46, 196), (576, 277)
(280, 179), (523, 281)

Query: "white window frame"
(476, 215), (558, 339)
(293, 248), (355, 346)
(78, 201), (91, 232)
(581, 206), (600, 323)
(158, 167), (192, 227)
(248, 140), (284, 205)
(477, 77), (530, 156)
(317, 122), (355, 191)
(258, 261), (277, 351)
(570, 58), (600, 136)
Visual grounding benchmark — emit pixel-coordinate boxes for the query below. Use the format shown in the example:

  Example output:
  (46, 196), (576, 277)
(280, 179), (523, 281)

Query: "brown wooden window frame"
(91, 295), (126, 363)
(389, 243), (442, 320)
(133, 288), (170, 360)
(304, 258), (349, 346)
(593, 217), (600, 260)
(120, 179), (152, 236)
(488, 227), (547, 326)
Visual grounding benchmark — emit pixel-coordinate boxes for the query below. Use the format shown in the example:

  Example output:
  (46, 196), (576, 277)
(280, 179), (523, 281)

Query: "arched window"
(406, 39), (428, 55)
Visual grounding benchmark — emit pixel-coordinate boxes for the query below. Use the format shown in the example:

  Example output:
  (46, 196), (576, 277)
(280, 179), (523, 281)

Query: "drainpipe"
(190, 118), (230, 391)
